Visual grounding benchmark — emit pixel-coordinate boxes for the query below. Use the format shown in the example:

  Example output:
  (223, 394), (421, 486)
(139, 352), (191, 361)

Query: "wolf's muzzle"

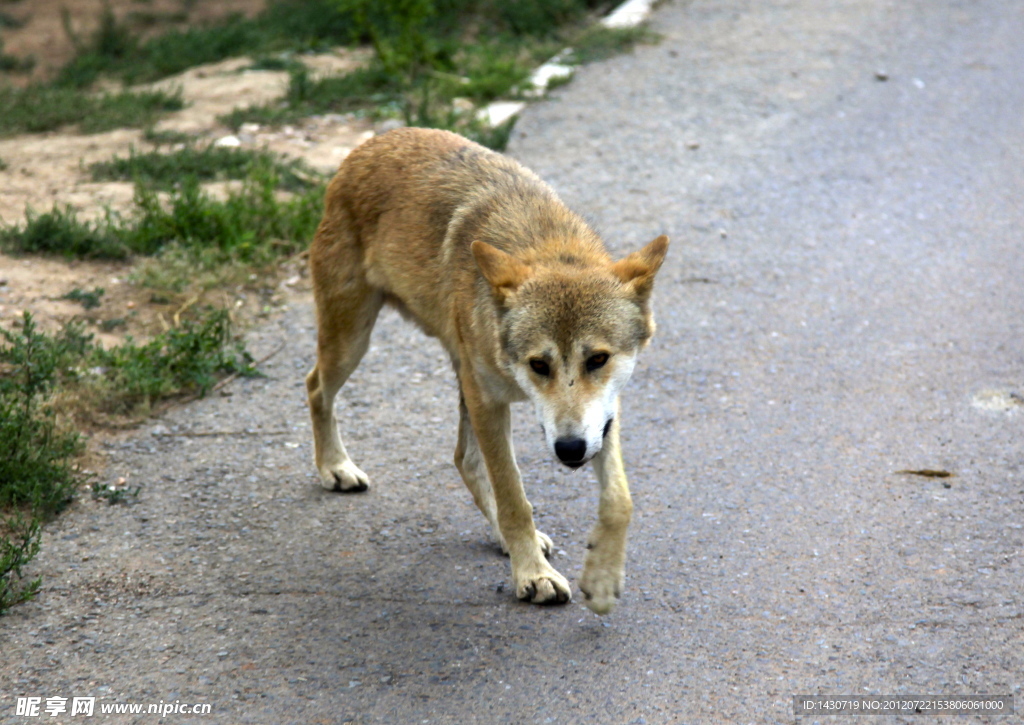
(554, 437), (588, 468)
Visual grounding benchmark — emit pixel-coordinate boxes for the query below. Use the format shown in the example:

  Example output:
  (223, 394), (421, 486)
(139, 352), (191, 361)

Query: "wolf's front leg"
(454, 395), (555, 556)
(461, 375), (571, 605)
(580, 408), (633, 614)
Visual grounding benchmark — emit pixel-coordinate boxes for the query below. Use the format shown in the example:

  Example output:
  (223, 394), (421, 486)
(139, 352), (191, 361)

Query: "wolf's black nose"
(554, 437), (587, 467)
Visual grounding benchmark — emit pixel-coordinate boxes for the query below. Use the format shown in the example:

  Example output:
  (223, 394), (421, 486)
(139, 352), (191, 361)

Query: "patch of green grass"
(0, 307), (258, 614)
(2, 163), (323, 263)
(80, 89), (185, 134)
(223, 56), (522, 148)
(0, 37), (33, 72)
(443, 39), (542, 103)
(56, 5), (135, 89)
(222, 64), (401, 128)
(61, 287), (106, 310)
(126, 165), (324, 264)
(0, 158), (7, 171)
(141, 128), (194, 146)
(0, 315), (85, 515)
(0, 315), (86, 615)
(0, 11), (23, 29)
(87, 308), (258, 414)
(224, 0), (630, 149)
(125, 9), (188, 28)
(246, 55), (306, 73)
(568, 23), (661, 64)
(0, 517), (42, 614)
(56, 0), (359, 89)
(99, 318), (127, 332)
(89, 143), (321, 193)
(0, 206), (129, 259)
(0, 84), (183, 138)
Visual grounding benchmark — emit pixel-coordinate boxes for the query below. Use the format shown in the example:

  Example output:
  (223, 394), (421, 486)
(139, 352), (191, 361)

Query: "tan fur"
(306, 128), (667, 613)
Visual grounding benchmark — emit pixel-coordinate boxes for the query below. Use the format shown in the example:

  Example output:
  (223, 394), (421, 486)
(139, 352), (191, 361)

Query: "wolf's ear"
(610, 235), (669, 302)
(471, 241), (531, 301)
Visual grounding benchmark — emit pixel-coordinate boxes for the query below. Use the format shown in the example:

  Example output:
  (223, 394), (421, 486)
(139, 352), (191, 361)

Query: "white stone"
(601, 0), (655, 28)
(479, 101), (526, 127)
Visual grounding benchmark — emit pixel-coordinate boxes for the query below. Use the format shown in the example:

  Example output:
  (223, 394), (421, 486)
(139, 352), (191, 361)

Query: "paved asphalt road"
(2, 0), (1023, 723)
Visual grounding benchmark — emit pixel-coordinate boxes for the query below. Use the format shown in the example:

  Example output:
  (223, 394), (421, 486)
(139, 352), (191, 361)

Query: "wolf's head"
(472, 235), (668, 468)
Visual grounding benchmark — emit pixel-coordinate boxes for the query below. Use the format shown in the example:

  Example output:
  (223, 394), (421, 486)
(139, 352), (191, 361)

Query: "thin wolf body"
(306, 127), (667, 614)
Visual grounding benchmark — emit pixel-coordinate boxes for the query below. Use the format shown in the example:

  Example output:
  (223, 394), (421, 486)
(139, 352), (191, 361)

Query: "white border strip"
(478, 0), (655, 127)
(601, 0), (656, 29)
(482, 101), (528, 128)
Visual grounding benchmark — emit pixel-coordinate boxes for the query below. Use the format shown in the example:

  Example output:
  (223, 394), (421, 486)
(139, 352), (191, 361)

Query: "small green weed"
(0, 205), (129, 259)
(89, 144), (321, 193)
(142, 128), (194, 146)
(0, 518), (42, 615)
(99, 318), (127, 332)
(90, 481), (141, 505)
(0, 85), (183, 138)
(61, 287), (105, 310)
(568, 24), (661, 64)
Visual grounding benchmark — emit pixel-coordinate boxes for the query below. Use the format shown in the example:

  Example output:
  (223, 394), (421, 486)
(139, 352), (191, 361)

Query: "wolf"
(305, 128), (667, 614)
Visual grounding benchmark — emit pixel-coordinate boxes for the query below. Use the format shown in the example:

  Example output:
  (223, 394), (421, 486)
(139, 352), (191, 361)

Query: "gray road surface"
(2, 0), (1023, 723)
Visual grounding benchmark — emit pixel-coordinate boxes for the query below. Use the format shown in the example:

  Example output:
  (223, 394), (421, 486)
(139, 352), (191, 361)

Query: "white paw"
(318, 460), (369, 492)
(514, 565), (572, 605)
(536, 530), (554, 557)
(496, 529), (555, 557)
(579, 556), (624, 615)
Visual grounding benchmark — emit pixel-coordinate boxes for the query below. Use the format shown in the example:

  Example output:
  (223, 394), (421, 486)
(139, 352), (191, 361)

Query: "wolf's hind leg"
(306, 284), (383, 492)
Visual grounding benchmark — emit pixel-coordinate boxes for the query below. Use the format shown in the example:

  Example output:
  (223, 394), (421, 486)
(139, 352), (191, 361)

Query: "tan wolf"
(306, 128), (667, 614)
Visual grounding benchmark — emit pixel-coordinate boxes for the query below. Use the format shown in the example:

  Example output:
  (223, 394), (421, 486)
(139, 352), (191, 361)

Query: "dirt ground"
(0, 2), (377, 346)
(0, 0), (266, 84)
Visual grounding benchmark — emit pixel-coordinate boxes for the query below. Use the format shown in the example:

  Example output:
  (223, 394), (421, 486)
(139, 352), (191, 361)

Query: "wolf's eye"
(586, 353), (609, 372)
(529, 359), (550, 376)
